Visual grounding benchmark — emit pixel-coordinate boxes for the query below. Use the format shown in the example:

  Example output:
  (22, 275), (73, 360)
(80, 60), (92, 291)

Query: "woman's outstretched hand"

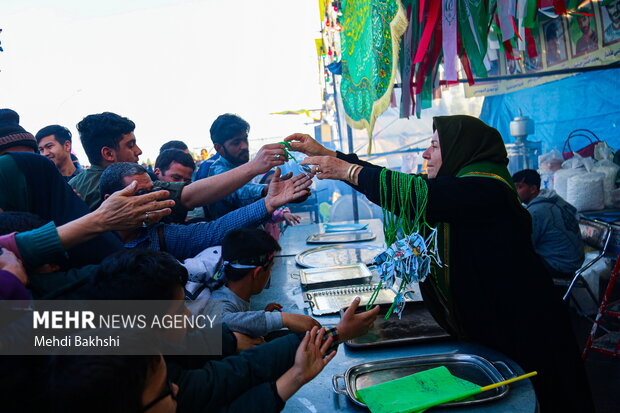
(284, 133), (337, 157)
(301, 156), (352, 181)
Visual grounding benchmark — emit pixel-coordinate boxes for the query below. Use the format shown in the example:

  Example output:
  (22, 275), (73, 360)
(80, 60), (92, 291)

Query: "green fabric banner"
(457, 0), (492, 77)
(340, 0), (408, 153)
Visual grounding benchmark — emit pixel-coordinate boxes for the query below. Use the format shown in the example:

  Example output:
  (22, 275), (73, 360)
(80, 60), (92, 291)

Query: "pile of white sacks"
(538, 143), (619, 211)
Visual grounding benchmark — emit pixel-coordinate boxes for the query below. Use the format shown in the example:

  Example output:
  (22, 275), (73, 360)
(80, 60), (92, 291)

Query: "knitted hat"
(0, 109), (38, 153)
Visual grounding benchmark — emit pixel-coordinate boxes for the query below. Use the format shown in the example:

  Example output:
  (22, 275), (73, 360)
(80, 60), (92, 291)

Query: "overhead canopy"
(480, 67), (620, 152)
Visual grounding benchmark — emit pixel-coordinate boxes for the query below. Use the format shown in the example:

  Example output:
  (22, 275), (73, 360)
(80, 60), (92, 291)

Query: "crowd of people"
(0, 109), (594, 412)
(0, 108), (379, 413)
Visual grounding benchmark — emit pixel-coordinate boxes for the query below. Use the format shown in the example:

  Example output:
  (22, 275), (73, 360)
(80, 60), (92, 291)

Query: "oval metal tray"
(332, 353), (516, 408)
(295, 244), (384, 268)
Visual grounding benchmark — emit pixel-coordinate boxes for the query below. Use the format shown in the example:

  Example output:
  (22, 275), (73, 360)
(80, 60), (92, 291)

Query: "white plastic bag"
(538, 148), (564, 172)
(567, 172), (605, 211)
(594, 141), (614, 161)
(554, 167), (585, 200)
(592, 160), (620, 207)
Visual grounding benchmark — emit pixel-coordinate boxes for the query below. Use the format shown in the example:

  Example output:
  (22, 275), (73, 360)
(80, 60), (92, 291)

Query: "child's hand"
(283, 212), (302, 225)
(293, 327), (337, 384)
(264, 302), (283, 312)
(282, 313), (321, 333)
(276, 327), (336, 401)
(335, 297), (380, 342)
(233, 332), (265, 353)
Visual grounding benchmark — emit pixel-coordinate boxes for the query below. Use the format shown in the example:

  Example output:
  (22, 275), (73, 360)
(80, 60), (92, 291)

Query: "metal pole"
(332, 77), (344, 152)
(347, 125), (359, 223)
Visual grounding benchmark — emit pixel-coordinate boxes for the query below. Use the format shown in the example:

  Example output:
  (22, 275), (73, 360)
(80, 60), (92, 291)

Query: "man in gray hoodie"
(513, 169), (584, 279)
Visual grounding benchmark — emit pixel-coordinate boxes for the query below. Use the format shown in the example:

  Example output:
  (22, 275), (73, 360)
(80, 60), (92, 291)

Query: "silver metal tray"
(324, 223), (369, 232)
(304, 284), (397, 316)
(306, 230), (376, 244)
(341, 301), (450, 349)
(295, 244), (384, 268)
(297, 264), (373, 290)
(332, 353), (516, 408)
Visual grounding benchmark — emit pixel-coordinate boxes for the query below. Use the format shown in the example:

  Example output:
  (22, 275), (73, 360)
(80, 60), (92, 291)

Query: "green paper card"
(356, 366), (480, 413)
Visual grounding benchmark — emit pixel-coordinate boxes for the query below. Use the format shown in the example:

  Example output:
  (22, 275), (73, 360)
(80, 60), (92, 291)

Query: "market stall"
(250, 220), (537, 412)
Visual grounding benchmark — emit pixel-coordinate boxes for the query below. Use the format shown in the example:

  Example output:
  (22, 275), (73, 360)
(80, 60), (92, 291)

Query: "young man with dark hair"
(68, 112), (141, 209)
(207, 113), (273, 219)
(69, 112), (289, 222)
(207, 228), (320, 337)
(513, 169), (584, 278)
(155, 149), (196, 184)
(35, 124), (82, 180)
(160, 140), (190, 154)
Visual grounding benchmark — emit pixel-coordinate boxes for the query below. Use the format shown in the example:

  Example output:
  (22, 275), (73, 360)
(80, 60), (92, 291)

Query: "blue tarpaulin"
(480, 68), (620, 154)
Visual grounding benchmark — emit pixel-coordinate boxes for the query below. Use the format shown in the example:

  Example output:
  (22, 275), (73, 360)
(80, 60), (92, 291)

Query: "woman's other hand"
(284, 134), (337, 157)
(301, 156), (351, 181)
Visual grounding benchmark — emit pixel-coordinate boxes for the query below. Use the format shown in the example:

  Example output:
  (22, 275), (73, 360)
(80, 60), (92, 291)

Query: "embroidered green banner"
(340, 0), (408, 153)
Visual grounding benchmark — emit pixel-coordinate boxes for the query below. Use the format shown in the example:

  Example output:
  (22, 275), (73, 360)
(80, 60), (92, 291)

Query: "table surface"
(252, 220), (537, 413)
(275, 219), (387, 258)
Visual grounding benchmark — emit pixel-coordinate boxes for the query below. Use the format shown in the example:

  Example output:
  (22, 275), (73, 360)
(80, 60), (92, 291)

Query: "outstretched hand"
(264, 168), (313, 213)
(301, 156), (352, 181)
(275, 326), (337, 402)
(250, 143), (287, 175)
(283, 212), (302, 225)
(95, 181), (175, 230)
(284, 133), (336, 157)
(336, 297), (380, 342)
(293, 327), (337, 384)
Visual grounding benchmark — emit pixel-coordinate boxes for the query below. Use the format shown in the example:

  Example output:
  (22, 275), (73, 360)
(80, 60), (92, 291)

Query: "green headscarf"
(433, 115), (515, 192)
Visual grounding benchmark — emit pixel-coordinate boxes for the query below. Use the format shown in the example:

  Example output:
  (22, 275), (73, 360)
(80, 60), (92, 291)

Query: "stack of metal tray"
(297, 264), (373, 290)
(332, 353), (516, 408)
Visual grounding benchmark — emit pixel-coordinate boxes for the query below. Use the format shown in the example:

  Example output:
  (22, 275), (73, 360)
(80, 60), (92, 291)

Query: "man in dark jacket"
(513, 169), (584, 278)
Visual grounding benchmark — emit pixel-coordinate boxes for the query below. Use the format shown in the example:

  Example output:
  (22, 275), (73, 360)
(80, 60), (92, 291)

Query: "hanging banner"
(315, 38), (324, 57)
(340, 0), (408, 153)
(465, 0), (620, 97)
